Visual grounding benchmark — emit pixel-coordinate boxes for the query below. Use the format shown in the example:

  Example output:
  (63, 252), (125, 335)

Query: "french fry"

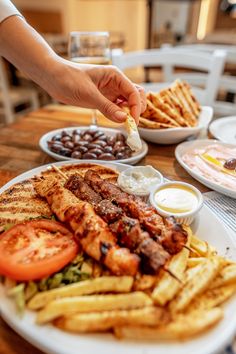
(209, 263), (236, 289)
(133, 275), (157, 291)
(36, 291), (152, 324)
(152, 227), (192, 305)
(152, 248), (188, 305)
(185, 262), (207, 283)
(54, 306), (166, 333)
(28, 276), (133, 310)
(188, 283), (236, 311)
(190, 235), (209, 256)
(169, 256), (221, 312)
(114, 308), (223, 340)
(187, 257), (207, 268)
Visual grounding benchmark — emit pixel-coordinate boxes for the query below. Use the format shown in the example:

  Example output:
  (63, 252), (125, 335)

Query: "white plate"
(39, 126), (148, 165)
(138, 106), (213, 145)
(209, 116), (236, 144)
(1, 160), (236, 354)
(175, 139), (236, 199)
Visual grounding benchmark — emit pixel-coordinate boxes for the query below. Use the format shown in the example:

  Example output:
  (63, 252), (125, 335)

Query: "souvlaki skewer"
(34, 176), (140, 276)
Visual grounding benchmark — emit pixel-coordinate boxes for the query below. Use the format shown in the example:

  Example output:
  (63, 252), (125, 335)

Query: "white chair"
(0, 57), (39, 124)
(163, 44), (236, 115)
(112, 48), (226, 106)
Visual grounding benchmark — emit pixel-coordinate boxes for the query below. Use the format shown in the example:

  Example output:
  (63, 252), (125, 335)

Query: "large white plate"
(1, 160), (236, 354)
(138, 106), (213, 145)
(209, 116), (236, 145)
(175, 139), (236, 199)
(39, 126), (148, 165)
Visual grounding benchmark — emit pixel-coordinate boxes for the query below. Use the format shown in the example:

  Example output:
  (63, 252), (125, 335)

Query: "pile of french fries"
(139, 79), (201, 129)
(26, 227), (236, 341)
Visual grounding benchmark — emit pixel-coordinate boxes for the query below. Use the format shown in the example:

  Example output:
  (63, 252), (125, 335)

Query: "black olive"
(224, 158), (236, 170)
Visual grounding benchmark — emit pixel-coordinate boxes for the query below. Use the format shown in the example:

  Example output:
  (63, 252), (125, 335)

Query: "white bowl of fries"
(138, 80), (213, 145)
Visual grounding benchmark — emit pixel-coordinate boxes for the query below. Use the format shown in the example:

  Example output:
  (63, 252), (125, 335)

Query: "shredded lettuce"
(4, 253), (92, 315)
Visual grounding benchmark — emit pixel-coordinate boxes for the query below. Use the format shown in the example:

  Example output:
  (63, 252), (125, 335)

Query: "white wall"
(13, 0), (147, 51)
(13, 0), (69, 33)
(153, 0), (190, 35)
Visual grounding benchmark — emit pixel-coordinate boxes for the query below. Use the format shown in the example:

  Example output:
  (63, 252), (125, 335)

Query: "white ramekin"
(149, 181), (203, 225)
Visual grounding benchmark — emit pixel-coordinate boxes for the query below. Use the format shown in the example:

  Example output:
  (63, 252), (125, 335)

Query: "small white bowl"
(149, 181), (203, 225)
(117, 165), (163, 197)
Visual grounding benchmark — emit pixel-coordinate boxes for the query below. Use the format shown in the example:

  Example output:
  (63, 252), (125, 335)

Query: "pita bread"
(0, 164), (118, 227)
(139, 117), (174, 129)
(141, 99), (179, 127)
(169, 85), (196, 127)
(148, 92), (188, 127)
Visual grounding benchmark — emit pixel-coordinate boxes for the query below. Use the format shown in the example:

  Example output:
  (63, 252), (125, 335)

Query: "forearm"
(0, 15), (61, 89)
(0, 13), (145, 121)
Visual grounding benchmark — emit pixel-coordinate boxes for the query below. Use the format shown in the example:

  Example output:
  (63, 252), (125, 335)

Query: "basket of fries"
(138, 80), (213, 145)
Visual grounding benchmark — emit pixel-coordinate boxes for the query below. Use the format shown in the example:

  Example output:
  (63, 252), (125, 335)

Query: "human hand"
(47, 60), (146, 123)
(0, 16), (145, 123)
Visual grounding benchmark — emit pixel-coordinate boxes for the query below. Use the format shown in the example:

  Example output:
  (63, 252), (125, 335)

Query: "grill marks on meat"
(95, 200), (122, 224)
(66, 174), (170, 274)
(110, 217), (170, 274)
(65, 175), (123, 224)
(161, 217), (188, 254)
(84, 170), (163, 235)
(65, 174), (102, 205)
(35, 177), (140, 276)
(84, 170), (187, 254)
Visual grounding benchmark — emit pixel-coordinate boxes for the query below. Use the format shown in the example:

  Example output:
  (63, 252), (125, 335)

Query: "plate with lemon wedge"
(175, 140), (236, 198)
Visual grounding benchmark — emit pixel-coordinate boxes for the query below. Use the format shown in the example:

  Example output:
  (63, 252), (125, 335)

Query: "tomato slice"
(0, 220), (79, 281)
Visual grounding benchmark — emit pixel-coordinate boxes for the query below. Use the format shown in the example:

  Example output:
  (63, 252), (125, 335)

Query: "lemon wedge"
(200, 153), (236, 177)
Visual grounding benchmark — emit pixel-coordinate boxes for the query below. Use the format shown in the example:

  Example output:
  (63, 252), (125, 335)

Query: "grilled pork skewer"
(65, 175), (122, 224)
(84, 170), (164, 235)
(34, 177), (140, 276)
(84, 170), (188, 254)
(65, 175), (170, 274)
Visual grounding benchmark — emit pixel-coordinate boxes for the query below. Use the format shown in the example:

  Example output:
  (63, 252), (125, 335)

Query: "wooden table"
(0, 105), (209, 354)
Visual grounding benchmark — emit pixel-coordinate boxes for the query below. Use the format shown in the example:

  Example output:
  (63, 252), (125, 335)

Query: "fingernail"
(114, 111), (127, 121)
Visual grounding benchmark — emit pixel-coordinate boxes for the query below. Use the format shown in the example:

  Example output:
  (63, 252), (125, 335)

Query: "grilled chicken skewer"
(65, 174), (170, 274)
(34, 177), (140, 276)
(84, 170), (188, 254)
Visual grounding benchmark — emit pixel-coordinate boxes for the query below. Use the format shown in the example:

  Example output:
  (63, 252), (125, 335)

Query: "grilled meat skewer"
(65, 174), (170, 274)
(84, 170), (188, 254)
(65, 175), (122, 224)
(110, 217), (170, 274)
(84, 170), (163, 235)
(35, 177), (140, 276)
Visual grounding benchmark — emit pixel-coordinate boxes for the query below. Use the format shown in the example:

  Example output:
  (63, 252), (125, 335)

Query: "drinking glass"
(68, 31), (111, 126)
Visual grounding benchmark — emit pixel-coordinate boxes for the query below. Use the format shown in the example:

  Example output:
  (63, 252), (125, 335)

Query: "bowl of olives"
(39, 126), (148, 165)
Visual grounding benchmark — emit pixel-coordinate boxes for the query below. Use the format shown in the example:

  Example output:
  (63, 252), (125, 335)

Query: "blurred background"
(1, 0), (236, 124)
